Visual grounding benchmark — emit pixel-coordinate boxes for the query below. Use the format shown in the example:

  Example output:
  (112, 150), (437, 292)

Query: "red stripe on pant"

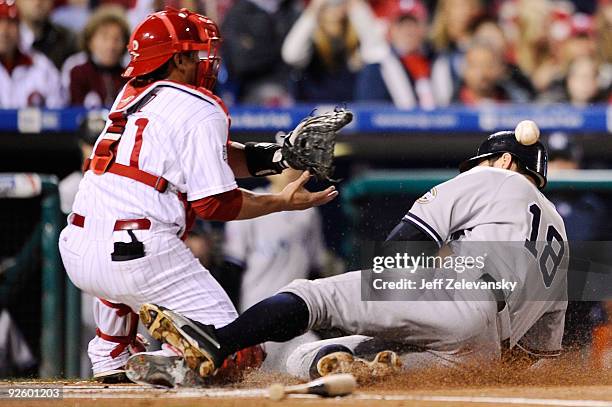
(96, 299), (139, 359)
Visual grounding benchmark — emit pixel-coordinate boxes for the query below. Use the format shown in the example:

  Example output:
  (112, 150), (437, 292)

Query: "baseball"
(514, 120), (540, 145)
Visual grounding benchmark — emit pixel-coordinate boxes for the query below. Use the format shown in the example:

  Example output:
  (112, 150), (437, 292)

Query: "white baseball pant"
(281, 270), (504, 377)
(59, 218), (237, 374)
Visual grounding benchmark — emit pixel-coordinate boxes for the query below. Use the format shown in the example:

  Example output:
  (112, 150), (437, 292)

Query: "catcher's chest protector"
(83, 80), (229, 193)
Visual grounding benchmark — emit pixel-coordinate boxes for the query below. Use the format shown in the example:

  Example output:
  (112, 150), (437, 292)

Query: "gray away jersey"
(405, 166), (568, 355)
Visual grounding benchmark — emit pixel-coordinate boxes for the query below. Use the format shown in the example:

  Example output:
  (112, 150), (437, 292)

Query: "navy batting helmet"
(459, 131), (548, 189)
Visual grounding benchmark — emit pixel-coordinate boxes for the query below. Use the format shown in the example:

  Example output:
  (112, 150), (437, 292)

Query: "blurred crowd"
(1, 0), (612, 108)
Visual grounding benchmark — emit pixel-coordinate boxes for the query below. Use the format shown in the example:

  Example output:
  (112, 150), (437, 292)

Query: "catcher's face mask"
(195, 48), (221, 90)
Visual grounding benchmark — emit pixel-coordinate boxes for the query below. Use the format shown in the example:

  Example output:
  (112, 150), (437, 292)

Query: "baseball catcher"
(58, 7), (349, 383)
(136, 126), (569, 384)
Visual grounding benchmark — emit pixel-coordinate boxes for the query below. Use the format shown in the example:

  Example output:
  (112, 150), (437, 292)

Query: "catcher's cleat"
(314, 350), (402, 384)
(125, 353), (203, 388)
(139, 303), (225, 379)
(93, 368), (130, 384)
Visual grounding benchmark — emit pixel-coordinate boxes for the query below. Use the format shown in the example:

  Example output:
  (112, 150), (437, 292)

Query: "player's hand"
(280, 171), (338, 210)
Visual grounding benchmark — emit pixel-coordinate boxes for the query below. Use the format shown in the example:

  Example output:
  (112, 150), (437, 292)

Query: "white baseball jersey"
(404, 166), (568, 353)
(60, 80), (239, 374)
(224, 187), (326, 311)
(72, 80), (237, 230)
(0, 51), (64, 108)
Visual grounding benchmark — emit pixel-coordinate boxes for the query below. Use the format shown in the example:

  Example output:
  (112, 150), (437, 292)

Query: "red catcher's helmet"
(123, 7), (221, 90)
(0, 0), (18, 21)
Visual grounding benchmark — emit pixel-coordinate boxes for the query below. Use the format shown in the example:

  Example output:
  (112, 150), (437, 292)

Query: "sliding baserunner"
(136, 127), (568, 383)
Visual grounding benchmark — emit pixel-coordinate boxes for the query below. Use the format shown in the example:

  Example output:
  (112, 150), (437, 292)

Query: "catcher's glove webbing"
(281, 108), (353, 181)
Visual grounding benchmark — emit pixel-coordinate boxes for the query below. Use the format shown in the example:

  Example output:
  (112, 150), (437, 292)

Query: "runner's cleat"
(139, 303), (225, 379)
(315, 349), (402, 384)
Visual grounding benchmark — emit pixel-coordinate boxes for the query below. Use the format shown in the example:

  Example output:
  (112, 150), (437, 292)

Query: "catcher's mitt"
(281, 107), (353, 181)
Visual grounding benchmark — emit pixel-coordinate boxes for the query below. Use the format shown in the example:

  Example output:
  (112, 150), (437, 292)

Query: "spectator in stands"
(546, 8), (599, 95)
(470, 16), (535, 101)
(354, 0), (436, 109)
(540, 55), (608, 105)
(511, 0), (596, 95)
(511, 0), (559, 93)
(51, 0), (91, 34)
(429, 0), (483, 106)
(62, 6), (129, 108)
(282, 0), (376, 103)
(220, 0), (300, 106)
(565, 56), (609, 105)
(559, 13), (597, 64)
(0, 0), (63, 108)
(452, 41), (512, 105)
(595, 0), (612, 91)
(16, 0), (78, 69)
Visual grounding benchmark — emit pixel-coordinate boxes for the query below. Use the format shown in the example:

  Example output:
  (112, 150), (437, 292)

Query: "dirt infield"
(1, 383), (611, 407)
(2, 357), (611, 407)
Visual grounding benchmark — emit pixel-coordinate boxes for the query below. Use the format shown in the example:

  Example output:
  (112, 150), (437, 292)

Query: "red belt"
(70, 213), (151, 231)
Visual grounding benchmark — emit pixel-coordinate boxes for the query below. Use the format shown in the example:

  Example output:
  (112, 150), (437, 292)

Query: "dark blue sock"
(216, 292), (309, 356)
